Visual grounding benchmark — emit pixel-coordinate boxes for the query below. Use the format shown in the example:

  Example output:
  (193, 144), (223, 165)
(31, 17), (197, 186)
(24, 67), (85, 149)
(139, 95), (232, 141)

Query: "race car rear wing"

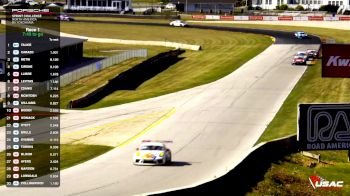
(142, 140), (173, 143)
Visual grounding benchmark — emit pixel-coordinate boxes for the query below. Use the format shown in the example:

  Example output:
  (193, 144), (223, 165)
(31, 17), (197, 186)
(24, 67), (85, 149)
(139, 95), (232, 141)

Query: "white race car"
(169, 20), (188, 27)
(294, 31), (308, 39)
(133, 140), (172, 165)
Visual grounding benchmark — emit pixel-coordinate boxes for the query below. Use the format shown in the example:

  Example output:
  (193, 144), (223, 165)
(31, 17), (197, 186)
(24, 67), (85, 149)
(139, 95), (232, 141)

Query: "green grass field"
(60, 22), (272, 109)
(193, 23), (350, 195)
(61, 42), (168, 108)
(73, 16), (171, 24)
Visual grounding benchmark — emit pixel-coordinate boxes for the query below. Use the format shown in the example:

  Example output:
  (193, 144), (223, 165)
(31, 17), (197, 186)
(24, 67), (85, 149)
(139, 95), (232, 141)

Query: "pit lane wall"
(192, 15), (350, 21)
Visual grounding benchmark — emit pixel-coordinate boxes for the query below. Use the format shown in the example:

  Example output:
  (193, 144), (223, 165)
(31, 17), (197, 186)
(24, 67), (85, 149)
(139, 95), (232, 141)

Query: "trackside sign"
(322, 44), (350, 78)
(298, 104), (350, 151)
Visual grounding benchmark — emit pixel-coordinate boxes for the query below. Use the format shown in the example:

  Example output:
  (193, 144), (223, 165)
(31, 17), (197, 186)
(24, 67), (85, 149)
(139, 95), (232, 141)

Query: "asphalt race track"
(0, 22), (320, 196)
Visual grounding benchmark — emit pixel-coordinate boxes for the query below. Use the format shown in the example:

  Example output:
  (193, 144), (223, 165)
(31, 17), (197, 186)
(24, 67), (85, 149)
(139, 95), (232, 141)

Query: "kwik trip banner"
(322, 44), (350, 78)
(298, 104), (350, 151)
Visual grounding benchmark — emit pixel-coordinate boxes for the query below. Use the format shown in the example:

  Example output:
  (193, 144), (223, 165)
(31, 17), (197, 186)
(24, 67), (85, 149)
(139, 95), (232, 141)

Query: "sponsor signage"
(205, 15), (220, 20)
(309, 176), (344, 190)
(323, 16), (339, 21)
(278, 16), (293, 21)
(249, 16), (263, 21)
(339, 16), (350, 21)
(263, 16), (278, 21)
(220, 15), (234, 20)
(322, 44), (350, 78)
(308, 16), (324, 21)
(233, 16), (249, 21)
(298, 104), (350, 151)
(192, 15), (205, 19)
(191, 15), (349, 21)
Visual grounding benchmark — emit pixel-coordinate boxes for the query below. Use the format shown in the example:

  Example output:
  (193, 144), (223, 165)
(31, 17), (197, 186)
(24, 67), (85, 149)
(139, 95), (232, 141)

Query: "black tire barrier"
(68, 13), (180, 20)
(156, 136), (298, 195)
(70, 49), (185, 108)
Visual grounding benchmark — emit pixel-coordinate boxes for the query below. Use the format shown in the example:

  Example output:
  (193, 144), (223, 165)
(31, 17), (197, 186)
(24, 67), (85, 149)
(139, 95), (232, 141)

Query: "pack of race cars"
(292, 49), (318, 65)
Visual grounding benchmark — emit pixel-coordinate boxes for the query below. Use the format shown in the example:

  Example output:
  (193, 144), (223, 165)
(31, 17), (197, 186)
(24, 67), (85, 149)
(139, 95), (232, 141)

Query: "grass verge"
(195, 23), (350, 195)
(61, 42), (168, 108)
(73, 16), (170, 24)
(0, 118), (4, 127)
(248, 153), (350, 195)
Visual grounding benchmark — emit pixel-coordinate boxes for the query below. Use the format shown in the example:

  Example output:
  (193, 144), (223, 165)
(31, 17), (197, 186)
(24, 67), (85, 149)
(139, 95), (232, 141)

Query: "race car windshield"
(140, 146), (164, 150)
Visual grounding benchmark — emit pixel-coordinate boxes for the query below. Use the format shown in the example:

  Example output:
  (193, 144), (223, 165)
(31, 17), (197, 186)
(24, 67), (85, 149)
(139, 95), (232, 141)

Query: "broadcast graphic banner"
(298, 104), (350, 151)
(322, 44), (350, 78)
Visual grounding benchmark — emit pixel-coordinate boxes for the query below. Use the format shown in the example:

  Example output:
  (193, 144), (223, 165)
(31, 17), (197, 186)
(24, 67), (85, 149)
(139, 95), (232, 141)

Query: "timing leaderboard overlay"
(5, 8), (61, 187)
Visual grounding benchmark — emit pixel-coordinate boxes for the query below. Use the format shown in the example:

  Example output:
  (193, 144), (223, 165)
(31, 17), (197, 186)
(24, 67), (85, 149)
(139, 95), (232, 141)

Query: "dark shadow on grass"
(154, 136), (298, 196)
(70, 49), (185, 108)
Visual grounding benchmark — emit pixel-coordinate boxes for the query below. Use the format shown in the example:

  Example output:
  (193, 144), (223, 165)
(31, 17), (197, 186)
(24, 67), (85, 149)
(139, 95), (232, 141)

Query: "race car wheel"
(166, 156), (172, 165)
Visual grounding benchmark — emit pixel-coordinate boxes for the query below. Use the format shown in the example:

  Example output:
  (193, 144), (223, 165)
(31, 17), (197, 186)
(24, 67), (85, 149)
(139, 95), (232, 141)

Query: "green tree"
(319, 5), (339, 12)
(280, 4), (288, 10)
(295, 5), (304, 11)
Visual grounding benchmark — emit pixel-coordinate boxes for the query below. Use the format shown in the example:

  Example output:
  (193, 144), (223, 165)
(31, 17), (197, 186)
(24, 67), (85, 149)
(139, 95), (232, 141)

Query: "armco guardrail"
(1, 49), (148, 99)
(60, 49), (147, 87)
(192, 15), (350, 21)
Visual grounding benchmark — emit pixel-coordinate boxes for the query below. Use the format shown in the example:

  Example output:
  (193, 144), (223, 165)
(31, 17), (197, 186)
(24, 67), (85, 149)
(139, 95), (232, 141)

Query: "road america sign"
(298, 104), (350, 151)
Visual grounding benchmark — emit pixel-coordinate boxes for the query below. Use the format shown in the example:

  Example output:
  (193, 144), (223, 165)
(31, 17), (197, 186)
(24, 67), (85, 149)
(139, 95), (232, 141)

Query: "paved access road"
(0, 22), (320, 196)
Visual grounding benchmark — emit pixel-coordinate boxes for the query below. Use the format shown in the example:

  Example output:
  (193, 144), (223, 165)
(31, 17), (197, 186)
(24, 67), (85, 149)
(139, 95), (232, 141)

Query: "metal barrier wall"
(60, 49), (147, 87)
(0, 49), (147, 99)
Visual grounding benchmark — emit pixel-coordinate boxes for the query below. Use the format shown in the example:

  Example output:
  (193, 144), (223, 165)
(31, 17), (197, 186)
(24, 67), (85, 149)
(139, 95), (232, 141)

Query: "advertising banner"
(322, 44), (350, 78)
(234, 16), (249, 21)
(205, 15), (220, 20)
(339, 16), (350, 21)
(324, 16), (339, 21)
(263, 16), (278, 21)
(308, 16), (324, 21)
(278, 16), (293, 21)
(220, 15), (234, 20)
(293, 16), (309, 21)
(249, 16), (264, 20)
(298, 104), (350, 151)
(192, 15), (205, 19)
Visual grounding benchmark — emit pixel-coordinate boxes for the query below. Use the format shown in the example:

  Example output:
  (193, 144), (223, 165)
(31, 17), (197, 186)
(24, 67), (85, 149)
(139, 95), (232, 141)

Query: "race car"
(292, 56), (307, 65)
(294, 31), (308, 39)
(169, 20), (188, 27)
(296, 51), (308, 59)
(57, 13), (74, 21)
(133, 140), (172, 165)
(306, 49), (318, 60)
